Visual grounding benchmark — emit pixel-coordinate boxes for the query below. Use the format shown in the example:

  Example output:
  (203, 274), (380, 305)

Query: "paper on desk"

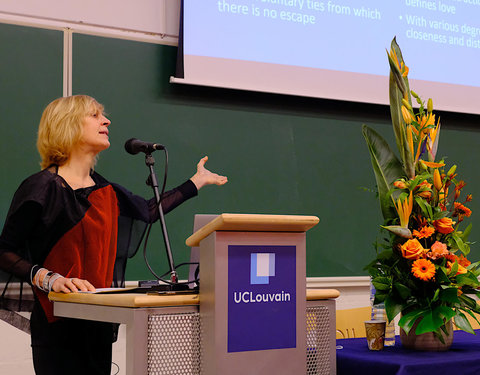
(77, 287), (133, 294)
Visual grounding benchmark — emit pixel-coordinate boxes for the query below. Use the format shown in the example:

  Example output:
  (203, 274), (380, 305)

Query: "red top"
(37, 185), (119, 322)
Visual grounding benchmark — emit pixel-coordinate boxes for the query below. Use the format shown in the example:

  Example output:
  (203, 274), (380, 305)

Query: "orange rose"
(400, 239), (425, 260)
(427, 241), (449, 260)
(432, 217), (455, 234)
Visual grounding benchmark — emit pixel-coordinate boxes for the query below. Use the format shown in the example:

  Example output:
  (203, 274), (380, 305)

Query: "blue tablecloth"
(337, 330), (480, 375)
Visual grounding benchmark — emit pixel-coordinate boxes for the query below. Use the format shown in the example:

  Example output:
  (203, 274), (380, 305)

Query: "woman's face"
(78, 107), (111, 153)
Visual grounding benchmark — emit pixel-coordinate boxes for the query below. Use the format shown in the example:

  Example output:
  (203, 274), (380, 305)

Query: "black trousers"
(30, 302), (114, 375)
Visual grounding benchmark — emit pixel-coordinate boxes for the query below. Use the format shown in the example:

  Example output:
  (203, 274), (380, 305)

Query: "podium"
(185, 213), (321, 375)
(50, 213), (338, 374)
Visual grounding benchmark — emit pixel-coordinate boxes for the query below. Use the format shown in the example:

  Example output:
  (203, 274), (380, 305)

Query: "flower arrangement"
(363, 37), (480, 341)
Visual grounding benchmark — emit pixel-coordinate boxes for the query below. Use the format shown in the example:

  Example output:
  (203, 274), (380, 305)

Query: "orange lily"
(426, 117), (441, 160)
(401, 105), (414, 125)
(410, 124), (419, 136)
(433, 169), (443, 191)
(407, 126), (414, 159)
(417, 113), (436, 129)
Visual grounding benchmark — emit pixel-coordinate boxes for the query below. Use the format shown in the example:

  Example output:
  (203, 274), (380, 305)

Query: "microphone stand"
(143, 152), (188, 292)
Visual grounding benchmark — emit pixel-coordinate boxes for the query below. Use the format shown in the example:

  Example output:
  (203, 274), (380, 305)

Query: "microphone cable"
(141, 148), (199, 287)
(142, 221), (199, 286)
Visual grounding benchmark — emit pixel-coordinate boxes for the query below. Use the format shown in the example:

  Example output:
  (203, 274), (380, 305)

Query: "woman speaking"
(0, 95), (227, 374)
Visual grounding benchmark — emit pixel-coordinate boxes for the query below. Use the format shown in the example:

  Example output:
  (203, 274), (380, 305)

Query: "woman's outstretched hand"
(190, 156), (228, 190)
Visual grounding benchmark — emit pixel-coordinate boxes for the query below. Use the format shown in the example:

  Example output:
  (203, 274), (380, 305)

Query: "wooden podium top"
(49, 289), (339, 308)
(49, 291), (200, 308)
(185, 213), (320, 247)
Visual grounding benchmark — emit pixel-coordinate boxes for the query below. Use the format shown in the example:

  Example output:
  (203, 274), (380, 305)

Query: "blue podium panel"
(198, 228), (308, 375)
(228, 245), (297, 352)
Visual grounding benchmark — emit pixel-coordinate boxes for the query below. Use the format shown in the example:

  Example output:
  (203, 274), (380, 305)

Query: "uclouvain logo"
(250, 253), (275, 285)
(228, 245), (296, 352)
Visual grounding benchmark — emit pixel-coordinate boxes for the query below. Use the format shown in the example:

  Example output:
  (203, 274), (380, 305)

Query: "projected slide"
(179, 0), (480, 114)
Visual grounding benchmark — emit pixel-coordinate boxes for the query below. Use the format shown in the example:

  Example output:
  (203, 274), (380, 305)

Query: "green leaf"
(456, 272), (480, 288)
(372, 277), (391, 291)
(462, 223), (472, 242)
(416, 311), (443, 334)
(362, 124), (404, 220)
(390, 37), (411, 95)
(387, 51), (408, 96)
(399, 309), (425, 335)
(389, 78), (412, 178)
(439, 287), (460, 304)
(458, 294), (480, 310)
(433, 305), (456, 321)
(408, 174), (425, 191)
(468, 261), (480, 275)
(374, 291), (388, 303)
(435, 267), (450, 283)
(384, 295), (404, 322)
(454, 311), (475, 334)
(460, 309), (480, 332)
(394, 282), (411, 300)
(387, 38), (414, 179)
(415, 197), (431, 222)
(415, 197), (433, 220)
(376, 248), (395, 260)
(432, 210), (449, 220)
(449, 262), (459, 277)
(452, 234), (467, 255)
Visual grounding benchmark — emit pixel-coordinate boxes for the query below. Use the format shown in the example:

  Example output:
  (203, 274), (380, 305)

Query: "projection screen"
(172, 0), (480, 115)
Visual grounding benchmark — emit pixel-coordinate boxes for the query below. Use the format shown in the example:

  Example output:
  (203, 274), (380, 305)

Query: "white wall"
(0, 0), (181, 44)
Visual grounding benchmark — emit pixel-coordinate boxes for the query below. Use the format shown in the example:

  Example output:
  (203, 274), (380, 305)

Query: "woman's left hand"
(51, 277), (96, 293)
(190, 156), (228, 190)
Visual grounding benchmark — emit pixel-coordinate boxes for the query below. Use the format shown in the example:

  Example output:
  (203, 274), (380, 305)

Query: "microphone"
(124, 138), (165, 155)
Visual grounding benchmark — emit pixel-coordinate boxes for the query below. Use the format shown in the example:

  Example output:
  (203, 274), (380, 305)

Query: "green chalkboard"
(0, 23), (63, 202)
(0, 23), (63, 281)
(1, 25), (480, 283)
(70, 33), (480, 280)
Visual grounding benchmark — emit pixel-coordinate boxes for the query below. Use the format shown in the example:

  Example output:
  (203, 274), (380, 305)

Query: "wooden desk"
(50, 289), (339, 375)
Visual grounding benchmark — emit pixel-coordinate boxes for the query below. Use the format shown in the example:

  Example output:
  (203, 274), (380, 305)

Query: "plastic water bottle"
(370, 280), (395, 346)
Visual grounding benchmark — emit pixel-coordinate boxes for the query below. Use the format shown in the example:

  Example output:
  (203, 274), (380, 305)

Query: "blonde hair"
(37, 95), (104, 169)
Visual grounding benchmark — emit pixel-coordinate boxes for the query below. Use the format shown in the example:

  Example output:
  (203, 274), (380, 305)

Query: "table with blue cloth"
(336, 330), (480, 375)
